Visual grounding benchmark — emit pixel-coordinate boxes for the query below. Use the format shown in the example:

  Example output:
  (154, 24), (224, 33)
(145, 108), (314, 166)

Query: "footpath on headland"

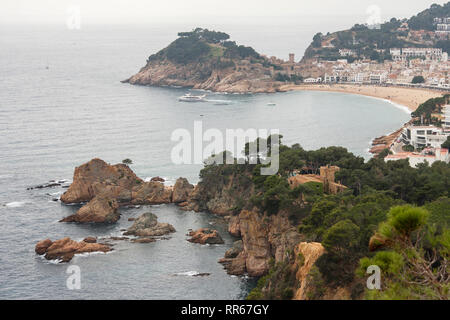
(280, 83), (447, 112)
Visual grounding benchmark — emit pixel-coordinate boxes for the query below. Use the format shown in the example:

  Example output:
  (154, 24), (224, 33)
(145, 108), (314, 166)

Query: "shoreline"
(279, 84), (446, 155)
(280, 83), (446, 112)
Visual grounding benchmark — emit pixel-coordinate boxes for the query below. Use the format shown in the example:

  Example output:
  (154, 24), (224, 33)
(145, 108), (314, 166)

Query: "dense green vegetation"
(408, 2), (450, 31)
(357, 202), (449, 299)
(304, 2), (450, 61)
(412, 75), (425, 84)
(198, 135), (449, 300)
(147, 28), (262, 65)
(411, 94), (449, 125)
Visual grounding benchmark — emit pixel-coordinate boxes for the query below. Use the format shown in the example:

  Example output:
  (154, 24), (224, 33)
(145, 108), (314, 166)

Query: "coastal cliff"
(124, 28), (282, 93)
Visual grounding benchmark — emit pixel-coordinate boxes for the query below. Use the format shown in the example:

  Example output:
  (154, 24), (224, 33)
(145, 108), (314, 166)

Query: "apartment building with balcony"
(401, 125), (448, 149)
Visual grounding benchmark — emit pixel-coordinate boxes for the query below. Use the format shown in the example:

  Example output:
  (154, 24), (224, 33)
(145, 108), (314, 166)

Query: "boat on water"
(178, 93), (207, 102)
(267, 102), (276, 106)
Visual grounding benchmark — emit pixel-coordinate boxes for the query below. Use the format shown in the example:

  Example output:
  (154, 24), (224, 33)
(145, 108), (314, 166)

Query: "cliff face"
(222, 210), (301, 277)
(293, 242), (325, 300)
(126, 58), (280, 94)
(185, 170), (301, 277)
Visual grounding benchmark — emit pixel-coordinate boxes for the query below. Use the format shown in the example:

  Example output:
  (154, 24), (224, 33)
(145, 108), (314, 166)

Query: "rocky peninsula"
(123, 28), (283, 93)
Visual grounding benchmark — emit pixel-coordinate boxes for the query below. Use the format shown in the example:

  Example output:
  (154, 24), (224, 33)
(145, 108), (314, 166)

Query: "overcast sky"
(1, 0), (447, 25)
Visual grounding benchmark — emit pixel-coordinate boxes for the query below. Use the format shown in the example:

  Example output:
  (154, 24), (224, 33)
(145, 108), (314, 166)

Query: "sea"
(0, 18), (410, 299)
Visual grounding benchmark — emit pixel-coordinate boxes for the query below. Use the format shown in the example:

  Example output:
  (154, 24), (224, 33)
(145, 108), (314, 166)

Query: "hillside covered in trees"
(302, 2), (450, 62)
(189, 136), (449, 300)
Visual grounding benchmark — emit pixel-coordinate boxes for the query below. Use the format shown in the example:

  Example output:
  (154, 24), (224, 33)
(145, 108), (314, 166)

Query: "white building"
(443, 105), (450, 130)
(401, 125), (449, 149)
(339, 49), (356, 57)
(390, 48), (444, 62)
(369, 73), (387, 84)
(385, 148), (450, 167)
(324, 74), (338, 83)
(303, 77), (322, 83)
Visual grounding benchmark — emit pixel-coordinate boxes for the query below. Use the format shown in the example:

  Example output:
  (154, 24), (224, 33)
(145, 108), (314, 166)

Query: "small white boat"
(178, 93), (206, 102)
(267, 102), (276, 106)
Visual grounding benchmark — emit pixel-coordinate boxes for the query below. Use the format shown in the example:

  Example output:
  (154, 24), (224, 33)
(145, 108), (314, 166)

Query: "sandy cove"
(280, 84), (446, 112)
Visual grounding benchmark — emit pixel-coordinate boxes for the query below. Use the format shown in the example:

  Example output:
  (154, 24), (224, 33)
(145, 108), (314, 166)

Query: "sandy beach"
(280, 84), (446, 112)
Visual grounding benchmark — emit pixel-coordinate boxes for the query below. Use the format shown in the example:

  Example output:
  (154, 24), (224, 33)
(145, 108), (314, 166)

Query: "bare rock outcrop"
(35, 237), (111, 262)
(220, 210), (301, 277)
(60, 196), (120, 223)
(59, 158), (193, 223)
(131, 181), (173, 205)
(187, 228), (224, 245)
(60, 158), (141, 204)
(172, 178), (194, 203)
(293, 242), (325, 300)
(124, 212), (176, 237)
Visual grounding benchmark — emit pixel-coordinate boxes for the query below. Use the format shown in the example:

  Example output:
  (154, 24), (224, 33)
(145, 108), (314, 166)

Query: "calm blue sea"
(0, 22), (409, 299)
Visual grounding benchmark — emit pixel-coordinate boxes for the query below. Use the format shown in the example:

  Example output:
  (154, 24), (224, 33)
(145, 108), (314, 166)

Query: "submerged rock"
(131, 238), (156, 244)
(150, 176), (165, 182)
(35, 237), (112, 263)
(124, 212), (176, 237)
(27, 181), (61, 190)
(187, 228), (224, 245)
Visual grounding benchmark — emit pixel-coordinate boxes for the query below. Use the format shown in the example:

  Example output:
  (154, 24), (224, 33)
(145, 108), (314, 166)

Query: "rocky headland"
(123, 28), (283, 93)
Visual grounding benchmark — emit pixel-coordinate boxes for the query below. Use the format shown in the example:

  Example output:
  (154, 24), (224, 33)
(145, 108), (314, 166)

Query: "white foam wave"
(5, 201), (27, 208)
(174, 271), (201, 277)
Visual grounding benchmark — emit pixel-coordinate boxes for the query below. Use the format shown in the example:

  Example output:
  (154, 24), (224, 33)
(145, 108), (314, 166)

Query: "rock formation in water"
(123, 28), (284, 93)
(124, 212), (176, 237)
(35, 237), (111, 263)
(172, 178), (194, 203)
(187, 228), (224, 245)
(60, 195), (120, 223)
(60, 159), (193, 223)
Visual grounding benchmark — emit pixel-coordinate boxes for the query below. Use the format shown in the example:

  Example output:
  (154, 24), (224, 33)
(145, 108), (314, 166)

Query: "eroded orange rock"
(35, 237), (111, 262)
(188, 228), (224, 245)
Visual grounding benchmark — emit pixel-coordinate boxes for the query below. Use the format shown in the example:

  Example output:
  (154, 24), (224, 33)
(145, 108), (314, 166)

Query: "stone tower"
(289, 53), (295, 64)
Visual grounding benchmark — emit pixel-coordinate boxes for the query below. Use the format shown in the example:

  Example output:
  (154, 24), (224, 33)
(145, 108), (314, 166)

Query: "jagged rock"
(60, 196), (119, 223)
(128, 218), (135, 221)
(35, 237), (111, 263)
(60, 158), (141, 204)
(59, 158), (192, 223)
(131, 181), (173, 205)
(172, 178), (194, 203)
(35, 239), (53, 255)
(124, 212), (176, 237)
(221, 210), (301, 277)
(151, 176), (165, 182)
(228, 216), (241, 237)
(219, 255), (247, 275)
(188, 228), (224, 245)
(224, 240), (243, 259)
